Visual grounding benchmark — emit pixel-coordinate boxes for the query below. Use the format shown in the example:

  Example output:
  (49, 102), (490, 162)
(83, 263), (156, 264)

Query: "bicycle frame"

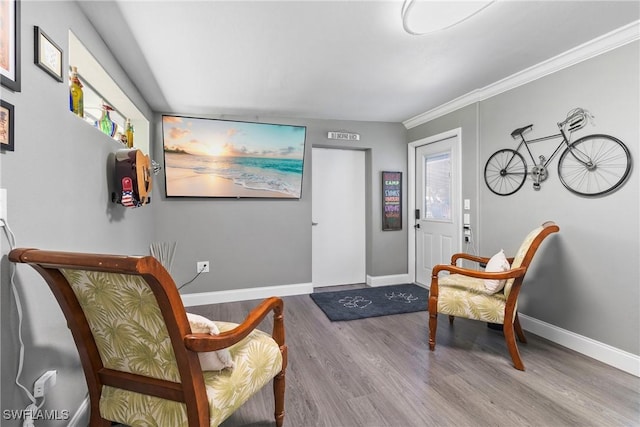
(515, 129), (569, 170)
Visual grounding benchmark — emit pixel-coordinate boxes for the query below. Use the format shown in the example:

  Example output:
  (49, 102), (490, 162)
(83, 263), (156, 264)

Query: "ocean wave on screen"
(165, 152), (302, 197)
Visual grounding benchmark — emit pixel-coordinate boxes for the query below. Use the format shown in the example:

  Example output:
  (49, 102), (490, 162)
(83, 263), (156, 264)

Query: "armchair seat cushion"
(205, 321), (283, 426)
(99, 321), (283, 427)
(437, 274), (507, 324)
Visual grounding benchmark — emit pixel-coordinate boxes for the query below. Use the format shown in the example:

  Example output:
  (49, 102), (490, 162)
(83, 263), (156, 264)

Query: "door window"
(424, 152), (451, 221)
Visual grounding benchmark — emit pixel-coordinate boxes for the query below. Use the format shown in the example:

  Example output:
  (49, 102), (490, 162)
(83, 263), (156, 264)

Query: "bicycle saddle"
(511, 124), (533, 139)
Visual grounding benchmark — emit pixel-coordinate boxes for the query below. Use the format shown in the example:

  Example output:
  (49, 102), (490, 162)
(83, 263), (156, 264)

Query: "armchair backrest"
(59, 268), (181, 382)
(504, 221), (560, 297)
(9, 249), (209, 426)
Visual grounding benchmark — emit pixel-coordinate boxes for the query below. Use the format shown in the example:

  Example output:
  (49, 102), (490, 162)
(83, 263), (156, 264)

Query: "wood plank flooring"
(186, 285), (640, 427)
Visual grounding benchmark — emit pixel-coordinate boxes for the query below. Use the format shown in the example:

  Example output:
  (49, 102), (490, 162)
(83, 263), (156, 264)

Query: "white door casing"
(312, 148), (366, 287)
(408, 129), (462, 286)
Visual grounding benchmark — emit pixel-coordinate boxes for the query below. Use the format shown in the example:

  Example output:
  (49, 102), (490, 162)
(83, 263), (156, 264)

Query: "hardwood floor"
(186, 285), (640, 427)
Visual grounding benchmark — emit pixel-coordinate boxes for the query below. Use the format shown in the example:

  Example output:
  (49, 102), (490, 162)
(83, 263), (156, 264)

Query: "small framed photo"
(34, 26), (63, 82)
(0, 100), (15, 151)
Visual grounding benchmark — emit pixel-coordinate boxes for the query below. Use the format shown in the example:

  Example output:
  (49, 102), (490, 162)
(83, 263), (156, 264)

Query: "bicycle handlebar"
(558, 107), (593, 133)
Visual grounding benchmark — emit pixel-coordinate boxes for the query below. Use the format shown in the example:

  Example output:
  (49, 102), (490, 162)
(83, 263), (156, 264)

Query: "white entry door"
(415, 136), (460, 286)
(312, 148), (366, 287)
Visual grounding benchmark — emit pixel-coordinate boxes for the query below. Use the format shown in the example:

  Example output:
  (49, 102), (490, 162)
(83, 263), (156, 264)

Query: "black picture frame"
(34, 26), (63, 82)
(382, 171), (402, 231)
(1, 99), (15, 151)
(0, 0), (21, 92)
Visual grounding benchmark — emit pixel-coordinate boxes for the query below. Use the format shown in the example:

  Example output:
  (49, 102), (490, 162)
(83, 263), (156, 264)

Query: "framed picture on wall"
(34, 26), (63, 82)
(0, 99), (15, 151)
(382, 171), (402, 231)
(0, 0), (21, 91)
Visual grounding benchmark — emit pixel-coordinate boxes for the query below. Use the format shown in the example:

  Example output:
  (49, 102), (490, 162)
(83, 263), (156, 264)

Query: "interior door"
(312, 148), (366, 287)
(415, 137), (460, 286)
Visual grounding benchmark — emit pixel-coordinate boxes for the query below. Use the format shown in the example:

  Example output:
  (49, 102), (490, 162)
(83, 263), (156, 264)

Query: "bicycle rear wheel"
(484, 149), (527, 196)
(558, 134), (631, 196)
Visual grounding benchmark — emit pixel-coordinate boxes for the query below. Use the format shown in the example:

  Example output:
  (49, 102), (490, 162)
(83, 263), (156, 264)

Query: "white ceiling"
(78, 1), (639, 124)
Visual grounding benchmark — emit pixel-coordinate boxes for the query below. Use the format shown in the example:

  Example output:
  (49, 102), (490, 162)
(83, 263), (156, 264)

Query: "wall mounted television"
(162, 115), (307, 199)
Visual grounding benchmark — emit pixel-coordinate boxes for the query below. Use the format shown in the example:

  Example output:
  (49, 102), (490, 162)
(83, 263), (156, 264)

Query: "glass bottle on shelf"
(125, 118), (134, 148)
(69, 66), (84, 118)
(98, 101), (117, 137)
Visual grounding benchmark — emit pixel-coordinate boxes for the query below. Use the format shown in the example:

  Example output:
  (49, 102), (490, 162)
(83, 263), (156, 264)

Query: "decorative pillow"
(484, 249), (510, 293)
(186, 313), (235, 371)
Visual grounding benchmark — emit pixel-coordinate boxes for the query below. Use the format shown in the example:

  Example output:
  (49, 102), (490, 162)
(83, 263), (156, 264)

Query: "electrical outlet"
(34, 370), (57, 398)
(196, 261), (209, 273)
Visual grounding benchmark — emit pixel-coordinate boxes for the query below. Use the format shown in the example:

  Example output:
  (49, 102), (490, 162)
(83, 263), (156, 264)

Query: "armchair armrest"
(451, 253), (515, 266)
(184, 297), (284, 352)
(432, 264), (526, 280)
(451, 253), (491, 265)
(430, 264), (527, 297)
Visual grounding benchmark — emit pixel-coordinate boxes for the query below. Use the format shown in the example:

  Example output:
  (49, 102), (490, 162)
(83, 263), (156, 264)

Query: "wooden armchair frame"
(428, 221), (559, 370)
(9, 248), (287, 426)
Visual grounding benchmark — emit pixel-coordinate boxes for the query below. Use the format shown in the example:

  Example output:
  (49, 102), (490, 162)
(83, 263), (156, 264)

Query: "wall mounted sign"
(382, 171), (402, 231)
(327, 131), (360, 141)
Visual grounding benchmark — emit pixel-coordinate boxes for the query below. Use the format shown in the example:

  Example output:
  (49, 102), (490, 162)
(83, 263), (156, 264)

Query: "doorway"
(312, 148), (366, 287)
(408, 130), (461, 286)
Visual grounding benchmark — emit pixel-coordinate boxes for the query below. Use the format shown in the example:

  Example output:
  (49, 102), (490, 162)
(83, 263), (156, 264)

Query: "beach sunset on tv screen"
(162, 115), (306, 198)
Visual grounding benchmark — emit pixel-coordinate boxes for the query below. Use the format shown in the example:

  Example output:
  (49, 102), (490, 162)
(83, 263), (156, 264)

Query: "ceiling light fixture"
(401, 0), (495, 36)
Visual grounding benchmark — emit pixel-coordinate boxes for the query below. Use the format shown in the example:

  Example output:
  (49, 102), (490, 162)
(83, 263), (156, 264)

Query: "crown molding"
(403, 20), (640, 129)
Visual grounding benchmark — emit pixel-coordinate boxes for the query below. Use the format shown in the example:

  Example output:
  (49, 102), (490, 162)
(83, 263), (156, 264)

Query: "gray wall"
(1, 1), (154, 425)
(152, 115), (408, 293)
(408, 41), (639, 355)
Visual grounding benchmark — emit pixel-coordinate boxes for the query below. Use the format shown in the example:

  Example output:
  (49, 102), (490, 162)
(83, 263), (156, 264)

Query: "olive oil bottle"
(125, 118), (134, 148)
(69, 66), (84, 118)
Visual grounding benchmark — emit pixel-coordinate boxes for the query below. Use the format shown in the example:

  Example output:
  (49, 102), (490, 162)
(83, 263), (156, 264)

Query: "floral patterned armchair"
(9, 248), (287, 426)
(428, 221), (559, 370)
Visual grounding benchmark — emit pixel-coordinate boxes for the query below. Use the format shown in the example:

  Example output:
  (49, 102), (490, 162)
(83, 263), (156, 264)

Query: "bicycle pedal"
(533, 183), (541, 190)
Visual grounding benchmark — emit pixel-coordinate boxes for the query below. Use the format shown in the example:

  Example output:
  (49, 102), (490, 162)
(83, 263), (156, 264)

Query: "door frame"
(407, 128), (462, 285)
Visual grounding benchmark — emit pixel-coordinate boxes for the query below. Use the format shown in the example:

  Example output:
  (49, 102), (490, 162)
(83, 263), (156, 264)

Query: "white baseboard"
(181, 282), (313, 307)
(519, 314), (639, 377)
(67, 395), (89, 427)
(366, 274), (412, 287)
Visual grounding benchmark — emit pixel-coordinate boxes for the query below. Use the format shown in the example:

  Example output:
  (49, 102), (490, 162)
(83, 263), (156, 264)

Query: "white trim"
(181, 283), (313, 307)
(67, 395), (90, 427)
(408, 128), (462, 285)
(366, 274), (412, 287)
(403, 20), (640, 129)
(520, 314), (640, 377)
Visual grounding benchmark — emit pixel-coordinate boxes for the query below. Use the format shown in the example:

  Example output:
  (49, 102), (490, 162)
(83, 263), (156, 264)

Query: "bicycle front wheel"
(484, 149), (527, 196)
(558, 134), (631, 196)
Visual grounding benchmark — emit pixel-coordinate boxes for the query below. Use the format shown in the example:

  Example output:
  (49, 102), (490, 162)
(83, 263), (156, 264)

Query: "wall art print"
(1, 99), (15, 151)
(1, 0), (21, 91)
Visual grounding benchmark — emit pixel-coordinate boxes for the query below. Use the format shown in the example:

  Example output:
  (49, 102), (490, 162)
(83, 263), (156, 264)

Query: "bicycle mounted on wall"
(484, 108), (631, 196)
